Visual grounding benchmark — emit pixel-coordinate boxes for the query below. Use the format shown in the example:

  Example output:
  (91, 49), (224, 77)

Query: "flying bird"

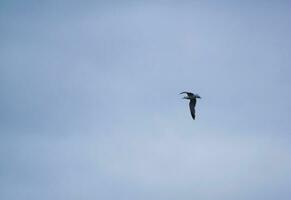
(180, 91), (201, 120)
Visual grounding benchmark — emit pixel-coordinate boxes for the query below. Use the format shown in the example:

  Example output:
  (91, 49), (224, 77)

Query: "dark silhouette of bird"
(180, 91), (201, 120)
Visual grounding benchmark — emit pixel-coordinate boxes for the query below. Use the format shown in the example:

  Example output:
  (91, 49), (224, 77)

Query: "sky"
(1, 1), (291, 199)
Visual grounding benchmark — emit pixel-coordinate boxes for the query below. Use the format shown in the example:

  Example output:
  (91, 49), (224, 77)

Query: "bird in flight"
(180, 91), (201, 120)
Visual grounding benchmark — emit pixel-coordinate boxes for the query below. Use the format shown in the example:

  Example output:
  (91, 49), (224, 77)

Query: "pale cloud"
(1, 1), (291, 199)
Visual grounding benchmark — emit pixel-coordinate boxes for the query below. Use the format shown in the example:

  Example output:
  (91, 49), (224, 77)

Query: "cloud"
(1, 129), (291, 200)
(1, 1), (291, 199)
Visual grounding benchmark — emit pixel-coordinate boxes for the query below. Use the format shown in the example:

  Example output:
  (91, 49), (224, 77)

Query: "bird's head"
(195, 94), (202, 99)
(180, 91), (201, 100)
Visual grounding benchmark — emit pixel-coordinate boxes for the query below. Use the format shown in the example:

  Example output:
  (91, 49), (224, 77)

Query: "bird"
(180, 91), (201, 120)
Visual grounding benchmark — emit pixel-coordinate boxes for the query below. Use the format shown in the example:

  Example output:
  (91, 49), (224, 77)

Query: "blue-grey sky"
(1, 1), (291, 199)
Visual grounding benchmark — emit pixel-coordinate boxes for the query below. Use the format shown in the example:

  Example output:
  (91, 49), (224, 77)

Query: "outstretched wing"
(189, 99), (197, 120)
(180, 91), (194, 96)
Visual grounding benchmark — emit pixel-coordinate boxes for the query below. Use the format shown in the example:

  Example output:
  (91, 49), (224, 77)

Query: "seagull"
(180, 91), (201, 120)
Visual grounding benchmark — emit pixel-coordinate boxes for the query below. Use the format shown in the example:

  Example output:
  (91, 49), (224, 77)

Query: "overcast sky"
(1, 1), (291, 200)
